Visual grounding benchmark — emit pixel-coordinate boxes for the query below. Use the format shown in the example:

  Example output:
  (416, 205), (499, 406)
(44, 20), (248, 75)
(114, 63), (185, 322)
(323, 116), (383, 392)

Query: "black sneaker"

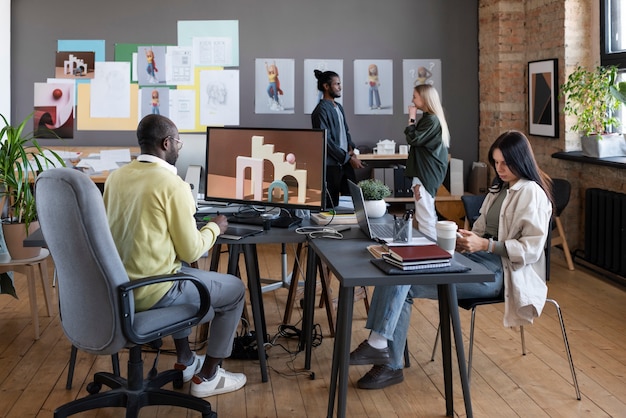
(349, 340), (390, 365)
(357, 365), (404, 389)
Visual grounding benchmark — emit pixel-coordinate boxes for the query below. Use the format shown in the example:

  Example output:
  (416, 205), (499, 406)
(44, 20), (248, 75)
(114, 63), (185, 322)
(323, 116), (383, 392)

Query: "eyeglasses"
(164, 135), (183, 150)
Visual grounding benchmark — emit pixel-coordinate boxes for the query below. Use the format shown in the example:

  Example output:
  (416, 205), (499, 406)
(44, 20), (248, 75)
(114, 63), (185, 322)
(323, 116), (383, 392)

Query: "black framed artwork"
(528, 59), (558, 137)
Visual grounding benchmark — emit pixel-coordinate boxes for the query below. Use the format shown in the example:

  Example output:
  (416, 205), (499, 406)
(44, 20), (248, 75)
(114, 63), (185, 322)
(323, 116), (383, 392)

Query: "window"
(601, 0), (626, 66)
(601, 0), (626, 128)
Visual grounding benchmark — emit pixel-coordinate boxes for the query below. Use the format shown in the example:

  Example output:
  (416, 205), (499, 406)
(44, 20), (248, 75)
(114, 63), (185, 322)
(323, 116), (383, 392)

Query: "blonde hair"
(414, 84), (450, 148)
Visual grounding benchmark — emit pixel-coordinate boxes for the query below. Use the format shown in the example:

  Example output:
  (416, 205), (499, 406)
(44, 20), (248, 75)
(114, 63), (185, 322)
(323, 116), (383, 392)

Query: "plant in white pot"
(358, 179), (391, 218)
(560, 65), (626, 158)
(0, 113), (65, 260)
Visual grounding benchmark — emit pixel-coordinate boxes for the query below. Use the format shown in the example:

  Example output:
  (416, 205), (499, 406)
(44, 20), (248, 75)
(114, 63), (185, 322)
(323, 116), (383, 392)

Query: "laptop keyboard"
(370, 223), (394, 238)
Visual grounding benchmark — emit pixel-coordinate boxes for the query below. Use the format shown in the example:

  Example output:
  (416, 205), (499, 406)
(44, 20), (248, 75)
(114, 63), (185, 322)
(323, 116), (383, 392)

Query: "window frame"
(601, 0), (626, 67)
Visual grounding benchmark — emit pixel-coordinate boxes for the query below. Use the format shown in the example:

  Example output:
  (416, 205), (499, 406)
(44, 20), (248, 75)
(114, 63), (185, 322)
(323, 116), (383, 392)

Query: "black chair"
(429, 194), (580, 400)
(551, 178), (575, 270)
(35, 168), (217, 418)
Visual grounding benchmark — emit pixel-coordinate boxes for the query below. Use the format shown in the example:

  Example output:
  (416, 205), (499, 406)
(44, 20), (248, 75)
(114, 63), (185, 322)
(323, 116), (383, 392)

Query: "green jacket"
(403, 112), (448, 197)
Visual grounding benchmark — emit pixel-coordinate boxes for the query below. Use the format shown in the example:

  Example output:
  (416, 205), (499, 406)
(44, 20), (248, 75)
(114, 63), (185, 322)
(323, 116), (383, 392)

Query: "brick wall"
(478, 0), (626, 259)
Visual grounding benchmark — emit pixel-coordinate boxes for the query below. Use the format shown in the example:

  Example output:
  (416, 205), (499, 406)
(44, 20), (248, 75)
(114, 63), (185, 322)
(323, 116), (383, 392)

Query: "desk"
(302, 229), (494, 418)
(209, 223), (309, 382)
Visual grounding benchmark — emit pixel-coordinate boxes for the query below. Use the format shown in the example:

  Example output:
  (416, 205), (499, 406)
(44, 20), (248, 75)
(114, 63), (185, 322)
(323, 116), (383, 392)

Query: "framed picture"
(528, 59), (558, 137)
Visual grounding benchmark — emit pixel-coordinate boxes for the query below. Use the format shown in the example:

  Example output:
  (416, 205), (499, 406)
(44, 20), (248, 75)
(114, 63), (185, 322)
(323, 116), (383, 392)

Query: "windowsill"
(551, 151), (626, 169)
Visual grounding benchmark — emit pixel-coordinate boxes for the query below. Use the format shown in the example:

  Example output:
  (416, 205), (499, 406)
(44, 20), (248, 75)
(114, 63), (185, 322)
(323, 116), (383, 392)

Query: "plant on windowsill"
(0, 113), (65, 260)
(560, 65), (626, 158)
(358, 179), (391, 218)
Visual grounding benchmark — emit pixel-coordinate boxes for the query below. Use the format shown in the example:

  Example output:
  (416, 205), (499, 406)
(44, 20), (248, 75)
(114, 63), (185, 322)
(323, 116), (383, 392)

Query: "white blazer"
(472, 178), (552, 327)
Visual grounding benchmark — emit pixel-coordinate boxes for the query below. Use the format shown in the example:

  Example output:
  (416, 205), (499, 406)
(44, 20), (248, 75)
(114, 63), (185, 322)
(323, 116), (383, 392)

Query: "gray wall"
(12, 0), (478, 181)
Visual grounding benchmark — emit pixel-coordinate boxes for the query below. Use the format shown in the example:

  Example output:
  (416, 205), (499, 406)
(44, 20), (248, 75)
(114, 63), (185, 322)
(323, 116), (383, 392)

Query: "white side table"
(0, 249), (53, 339)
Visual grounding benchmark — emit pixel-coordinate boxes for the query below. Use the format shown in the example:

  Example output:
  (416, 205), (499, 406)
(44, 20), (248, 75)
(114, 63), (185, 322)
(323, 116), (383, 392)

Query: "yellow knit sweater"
(103, 160), (220, 311)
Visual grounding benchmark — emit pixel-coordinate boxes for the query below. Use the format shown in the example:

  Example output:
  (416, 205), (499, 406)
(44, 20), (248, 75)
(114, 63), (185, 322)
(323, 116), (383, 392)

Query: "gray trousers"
(152, 265), (246, 359)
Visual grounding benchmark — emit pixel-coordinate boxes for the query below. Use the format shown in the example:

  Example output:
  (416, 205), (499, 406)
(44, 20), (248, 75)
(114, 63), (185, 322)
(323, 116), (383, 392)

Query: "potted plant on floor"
(358, 178), (391, 218)
(0, 113), (65, 260)
(560, 65), (626, 158)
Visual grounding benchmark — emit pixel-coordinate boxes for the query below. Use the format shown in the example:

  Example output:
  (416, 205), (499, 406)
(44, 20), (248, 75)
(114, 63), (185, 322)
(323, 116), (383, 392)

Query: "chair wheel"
(86, 381), (102, 394)
(173, 376), (183, 389)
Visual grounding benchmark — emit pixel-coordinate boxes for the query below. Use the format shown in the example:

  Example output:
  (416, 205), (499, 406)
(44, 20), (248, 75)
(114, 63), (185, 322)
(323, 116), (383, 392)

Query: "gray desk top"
(309, 228), (495, 288)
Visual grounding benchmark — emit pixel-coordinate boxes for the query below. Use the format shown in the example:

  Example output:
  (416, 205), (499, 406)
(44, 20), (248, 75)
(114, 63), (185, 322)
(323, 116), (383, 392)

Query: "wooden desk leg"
(25, 265), (40, 340)
(438, 284), (453, 416)
(447, 284), (473, 418)
(38, 259), (53, 316)
(242, 244), (269, 383)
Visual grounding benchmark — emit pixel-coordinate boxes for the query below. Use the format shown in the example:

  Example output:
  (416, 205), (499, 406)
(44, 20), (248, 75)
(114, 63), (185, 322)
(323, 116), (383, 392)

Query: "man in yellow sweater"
(103, 114), (246, 398)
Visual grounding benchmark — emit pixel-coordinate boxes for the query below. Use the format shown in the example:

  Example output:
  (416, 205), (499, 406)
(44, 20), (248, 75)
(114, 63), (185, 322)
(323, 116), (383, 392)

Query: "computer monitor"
(205, 127), (327, 211)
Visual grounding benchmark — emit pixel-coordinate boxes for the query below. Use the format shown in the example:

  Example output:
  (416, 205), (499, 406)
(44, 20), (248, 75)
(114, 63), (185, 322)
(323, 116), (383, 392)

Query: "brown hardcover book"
(388, 244), (451, 263)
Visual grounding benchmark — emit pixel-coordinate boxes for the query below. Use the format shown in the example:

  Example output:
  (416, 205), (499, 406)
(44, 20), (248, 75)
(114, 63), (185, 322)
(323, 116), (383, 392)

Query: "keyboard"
(227, 214), (302, 229)
(370, 222), (394, 238)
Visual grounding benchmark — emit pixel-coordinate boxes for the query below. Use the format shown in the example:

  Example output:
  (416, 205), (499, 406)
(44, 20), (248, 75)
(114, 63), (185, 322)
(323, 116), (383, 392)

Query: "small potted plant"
(560, 65), (626, 157)
(358, 179), (391, 218)
(0, 113), (65, 259)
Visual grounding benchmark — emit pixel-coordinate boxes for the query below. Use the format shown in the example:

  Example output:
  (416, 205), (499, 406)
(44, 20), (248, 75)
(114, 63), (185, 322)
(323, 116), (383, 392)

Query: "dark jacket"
(404, 112), (448, 197)
(311, 99), (356, 166)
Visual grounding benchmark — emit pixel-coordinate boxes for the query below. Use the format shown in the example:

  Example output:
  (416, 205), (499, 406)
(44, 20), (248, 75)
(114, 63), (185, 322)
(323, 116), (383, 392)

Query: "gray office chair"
(429, 193), (580, 400)
(35, 168), (217, 418)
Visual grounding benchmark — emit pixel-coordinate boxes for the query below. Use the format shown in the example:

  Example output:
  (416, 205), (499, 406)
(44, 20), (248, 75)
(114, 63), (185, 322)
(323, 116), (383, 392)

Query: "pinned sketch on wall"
(200, 69), (239, 126)
(177, 20), (239, 67)
(168, 89), (196, 130)
(303, 59), (343, 114)
(140, 87), (169, 118)
(55, 51), (95, 79)
(138, 46), (167, 85)
(354, 59), (393, 115)
(165, 46), (194, 85)
(33, 81), (75, 138)
(402, 59), (442, 113)
(255, 59), (294, 114)
(192, 37), (233, 67)
(90, 61), (131, 118)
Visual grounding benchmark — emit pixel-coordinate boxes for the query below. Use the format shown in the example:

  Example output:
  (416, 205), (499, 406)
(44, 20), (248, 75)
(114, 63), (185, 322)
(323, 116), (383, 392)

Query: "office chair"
(429, 194), (581, 400)
(551, 178), (575, 271)
(35, 168), (217, 418)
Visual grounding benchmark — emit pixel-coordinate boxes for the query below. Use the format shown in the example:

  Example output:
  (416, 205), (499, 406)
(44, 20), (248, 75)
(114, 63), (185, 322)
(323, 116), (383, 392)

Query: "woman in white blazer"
(349, 130), (554, 390)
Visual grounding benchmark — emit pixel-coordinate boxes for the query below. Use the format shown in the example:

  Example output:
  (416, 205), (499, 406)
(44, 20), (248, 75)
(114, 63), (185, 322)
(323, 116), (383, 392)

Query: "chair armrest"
(118, 273), (211, 344)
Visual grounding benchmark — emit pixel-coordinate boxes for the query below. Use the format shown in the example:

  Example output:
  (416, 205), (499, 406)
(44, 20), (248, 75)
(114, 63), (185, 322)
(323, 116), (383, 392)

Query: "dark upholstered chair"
(35, 168), (217, 418)
(551, 178), (575, 270)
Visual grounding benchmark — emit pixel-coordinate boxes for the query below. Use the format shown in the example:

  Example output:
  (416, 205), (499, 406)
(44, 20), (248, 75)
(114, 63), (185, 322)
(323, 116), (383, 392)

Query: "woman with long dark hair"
(349, 130), (554, 390)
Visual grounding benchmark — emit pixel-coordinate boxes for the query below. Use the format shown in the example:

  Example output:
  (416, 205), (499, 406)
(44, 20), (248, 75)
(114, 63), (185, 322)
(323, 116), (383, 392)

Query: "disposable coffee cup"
(436, 220), (458, 255)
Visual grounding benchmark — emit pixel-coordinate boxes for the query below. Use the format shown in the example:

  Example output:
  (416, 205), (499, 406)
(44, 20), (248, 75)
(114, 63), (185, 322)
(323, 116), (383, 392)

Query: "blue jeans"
(364, 251), (503, 370)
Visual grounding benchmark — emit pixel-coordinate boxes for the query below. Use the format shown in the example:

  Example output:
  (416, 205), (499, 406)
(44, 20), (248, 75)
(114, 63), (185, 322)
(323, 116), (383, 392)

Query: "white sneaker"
(190, 366), (247, 397)
(174, 353), (205, 383)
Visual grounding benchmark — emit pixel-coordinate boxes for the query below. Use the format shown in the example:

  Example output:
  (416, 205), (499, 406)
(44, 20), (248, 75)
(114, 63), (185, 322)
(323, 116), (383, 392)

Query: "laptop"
(347, 180), (395, 242)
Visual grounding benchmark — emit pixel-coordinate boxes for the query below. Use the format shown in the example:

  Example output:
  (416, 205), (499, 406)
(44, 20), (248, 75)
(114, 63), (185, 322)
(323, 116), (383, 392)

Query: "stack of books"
(380, 244), (452, 271)
(310, 211), (357, 225)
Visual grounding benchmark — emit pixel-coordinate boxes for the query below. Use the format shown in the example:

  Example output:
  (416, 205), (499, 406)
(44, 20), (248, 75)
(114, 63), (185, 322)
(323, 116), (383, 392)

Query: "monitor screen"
(205, 127), (327, 211)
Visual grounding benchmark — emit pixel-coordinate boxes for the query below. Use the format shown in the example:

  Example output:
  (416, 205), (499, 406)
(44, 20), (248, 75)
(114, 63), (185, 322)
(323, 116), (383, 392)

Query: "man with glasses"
(103, 114), (247, 398)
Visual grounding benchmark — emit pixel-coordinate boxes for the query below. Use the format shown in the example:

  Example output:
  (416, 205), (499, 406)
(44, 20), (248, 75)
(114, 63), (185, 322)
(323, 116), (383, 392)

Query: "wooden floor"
(1, 243), (625, 417)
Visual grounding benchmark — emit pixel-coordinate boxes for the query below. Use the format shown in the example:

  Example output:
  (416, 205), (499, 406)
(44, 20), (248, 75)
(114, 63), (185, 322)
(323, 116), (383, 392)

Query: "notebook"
(347, 179), (394, 242)
(387, 244), (452, 263)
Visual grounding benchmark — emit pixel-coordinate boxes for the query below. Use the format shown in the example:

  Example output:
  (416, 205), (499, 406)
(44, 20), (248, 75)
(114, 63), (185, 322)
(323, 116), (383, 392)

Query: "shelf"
(552, 151), (626, 169)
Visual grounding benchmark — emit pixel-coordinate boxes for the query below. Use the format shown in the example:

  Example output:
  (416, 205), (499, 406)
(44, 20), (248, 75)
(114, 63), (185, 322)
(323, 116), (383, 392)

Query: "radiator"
(585, 188), (626, 278)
